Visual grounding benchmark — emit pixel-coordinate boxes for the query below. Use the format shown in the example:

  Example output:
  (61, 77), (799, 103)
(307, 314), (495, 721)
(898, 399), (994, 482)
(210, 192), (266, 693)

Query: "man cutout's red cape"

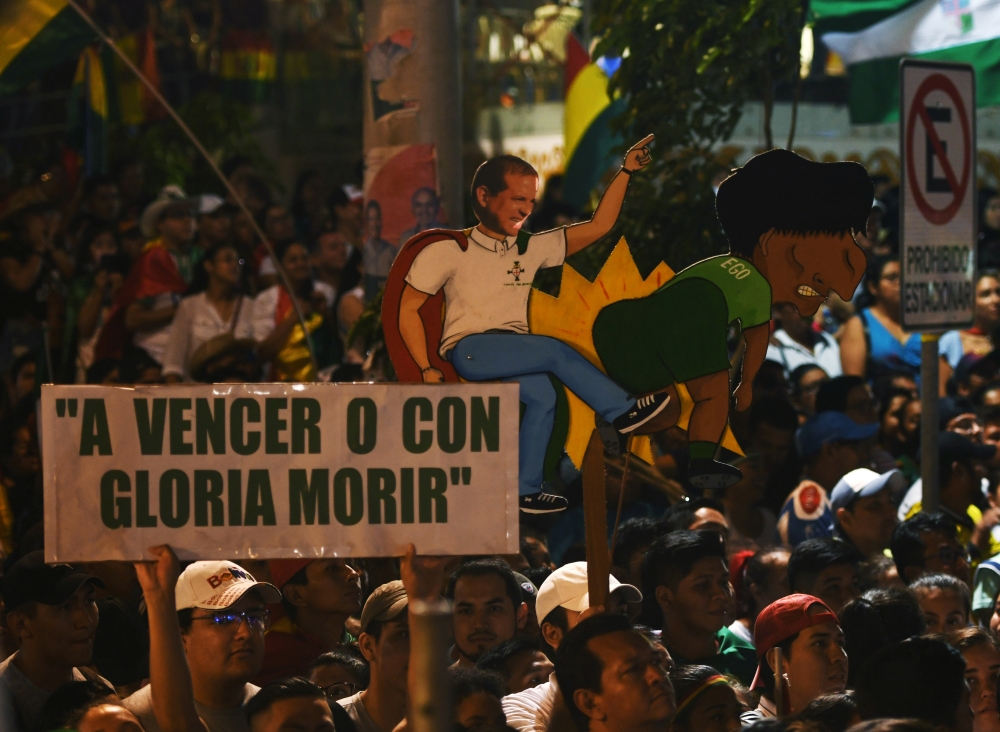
(382, 228), (469, 383)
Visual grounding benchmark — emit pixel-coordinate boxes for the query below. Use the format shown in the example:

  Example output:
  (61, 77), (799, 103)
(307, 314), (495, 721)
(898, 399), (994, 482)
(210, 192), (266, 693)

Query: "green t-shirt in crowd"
(665, 626), (759, 688)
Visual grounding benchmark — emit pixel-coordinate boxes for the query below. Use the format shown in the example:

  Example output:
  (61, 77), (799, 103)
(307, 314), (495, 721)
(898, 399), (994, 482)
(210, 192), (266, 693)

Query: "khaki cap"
(360, 580), (408, 633)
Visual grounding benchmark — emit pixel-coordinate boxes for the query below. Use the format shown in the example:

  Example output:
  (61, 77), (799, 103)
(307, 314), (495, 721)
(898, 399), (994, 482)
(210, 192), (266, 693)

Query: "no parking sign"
(900, 60), (976, 330)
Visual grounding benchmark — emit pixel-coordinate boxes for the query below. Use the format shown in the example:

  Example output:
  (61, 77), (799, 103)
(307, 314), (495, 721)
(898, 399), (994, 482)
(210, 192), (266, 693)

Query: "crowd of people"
(5, 145), (1000, 731)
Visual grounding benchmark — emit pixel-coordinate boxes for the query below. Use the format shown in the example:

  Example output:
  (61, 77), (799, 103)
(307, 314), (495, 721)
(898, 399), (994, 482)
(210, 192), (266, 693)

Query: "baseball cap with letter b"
(175, 561), (281, 611)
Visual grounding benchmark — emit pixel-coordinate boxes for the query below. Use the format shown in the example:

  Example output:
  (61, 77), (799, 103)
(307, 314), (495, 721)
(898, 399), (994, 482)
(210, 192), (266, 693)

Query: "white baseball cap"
(175, 561), (281, 611)
(535, 561), (642, 625)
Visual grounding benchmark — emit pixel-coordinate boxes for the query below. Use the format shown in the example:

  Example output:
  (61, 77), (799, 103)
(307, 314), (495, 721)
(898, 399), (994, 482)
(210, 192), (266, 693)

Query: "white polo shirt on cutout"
(405, 227), (566, 357)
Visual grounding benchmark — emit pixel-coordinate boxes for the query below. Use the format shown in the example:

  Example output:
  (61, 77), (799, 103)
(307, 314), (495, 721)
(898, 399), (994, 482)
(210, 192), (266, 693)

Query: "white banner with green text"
(41, 383), (520, 562)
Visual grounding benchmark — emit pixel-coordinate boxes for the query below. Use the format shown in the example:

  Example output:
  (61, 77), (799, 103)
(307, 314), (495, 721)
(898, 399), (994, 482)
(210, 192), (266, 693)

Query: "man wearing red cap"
(740, 594), (848, 724)
(255, 559), (362, 685)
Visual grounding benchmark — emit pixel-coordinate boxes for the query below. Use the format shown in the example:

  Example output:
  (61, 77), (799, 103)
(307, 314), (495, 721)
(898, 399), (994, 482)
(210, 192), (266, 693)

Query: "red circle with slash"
(905, 72), (971, 226)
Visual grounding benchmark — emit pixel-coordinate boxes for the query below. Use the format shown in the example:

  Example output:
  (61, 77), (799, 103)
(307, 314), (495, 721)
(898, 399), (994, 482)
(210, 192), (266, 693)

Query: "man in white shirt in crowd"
(127, 550), (281, 732)
(338, 581), (411, 732)
(397, 137), (668, 514)
(502, 561), (642, 732)
(765, 302), (842, 377)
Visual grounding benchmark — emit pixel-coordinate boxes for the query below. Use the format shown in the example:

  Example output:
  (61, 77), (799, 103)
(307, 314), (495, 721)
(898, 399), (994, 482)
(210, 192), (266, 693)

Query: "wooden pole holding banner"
(584, 429), (609, 610)
(408, 598), (452, 732)
(64, 0), (319, 375)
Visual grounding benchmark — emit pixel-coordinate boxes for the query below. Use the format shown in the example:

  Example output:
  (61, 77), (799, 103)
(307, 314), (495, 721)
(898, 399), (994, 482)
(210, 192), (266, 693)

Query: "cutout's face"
(476, 173), (538, 238)
(751, 230), (866, 317)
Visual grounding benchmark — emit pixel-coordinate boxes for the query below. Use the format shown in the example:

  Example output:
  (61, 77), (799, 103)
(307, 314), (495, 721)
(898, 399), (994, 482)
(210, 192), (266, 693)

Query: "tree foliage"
(109, 93), (274, 194)
(588, 0), (805, 273)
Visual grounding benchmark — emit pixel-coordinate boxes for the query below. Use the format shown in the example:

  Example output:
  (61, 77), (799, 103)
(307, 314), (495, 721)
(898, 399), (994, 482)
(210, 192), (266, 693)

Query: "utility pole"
(362, 0), (463, 229)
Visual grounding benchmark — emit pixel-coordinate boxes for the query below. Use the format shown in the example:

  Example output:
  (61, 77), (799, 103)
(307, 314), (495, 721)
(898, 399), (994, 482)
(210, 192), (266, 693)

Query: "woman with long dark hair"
(840, 255), (921, 379)
(939, 270), (1000, 394)
(162, 242), (254, 382)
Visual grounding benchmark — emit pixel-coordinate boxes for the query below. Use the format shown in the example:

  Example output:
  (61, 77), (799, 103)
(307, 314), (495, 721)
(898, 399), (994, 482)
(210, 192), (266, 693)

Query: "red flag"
(95, 242), (187, 360)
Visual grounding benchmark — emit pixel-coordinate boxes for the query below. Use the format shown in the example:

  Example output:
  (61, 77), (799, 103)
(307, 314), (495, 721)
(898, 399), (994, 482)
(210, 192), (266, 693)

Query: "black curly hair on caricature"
(715, 149), (874, 258)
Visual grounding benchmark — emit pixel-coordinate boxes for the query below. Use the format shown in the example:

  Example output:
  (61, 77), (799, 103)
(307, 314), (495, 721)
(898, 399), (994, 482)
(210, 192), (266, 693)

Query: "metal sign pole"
(899, 60), (976, 515)
(920, 334), (940, 513)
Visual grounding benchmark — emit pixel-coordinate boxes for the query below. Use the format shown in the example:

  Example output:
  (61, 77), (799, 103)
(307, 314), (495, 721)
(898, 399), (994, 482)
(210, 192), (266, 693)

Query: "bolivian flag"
(563, 33), (625, 208)
(69, 45), (111, 175)
(813, 0), (1000, 124)
(0, 0), (97, 96)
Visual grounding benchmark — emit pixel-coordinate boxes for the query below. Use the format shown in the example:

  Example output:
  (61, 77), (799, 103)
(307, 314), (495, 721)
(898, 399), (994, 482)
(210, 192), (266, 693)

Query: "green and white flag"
(813, 0), (1000, 123)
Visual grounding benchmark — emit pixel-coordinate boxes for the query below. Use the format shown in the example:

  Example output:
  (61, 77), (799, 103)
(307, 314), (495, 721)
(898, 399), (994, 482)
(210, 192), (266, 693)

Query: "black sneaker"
(519, 492), (569, 514)
(613, 393), (671, 434)
(595, 413), (628, 456)
(687, 458), (743, 491)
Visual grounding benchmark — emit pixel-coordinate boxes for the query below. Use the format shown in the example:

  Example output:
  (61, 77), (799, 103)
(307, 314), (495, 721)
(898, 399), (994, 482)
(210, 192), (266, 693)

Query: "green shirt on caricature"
(593, 255), (772, 395)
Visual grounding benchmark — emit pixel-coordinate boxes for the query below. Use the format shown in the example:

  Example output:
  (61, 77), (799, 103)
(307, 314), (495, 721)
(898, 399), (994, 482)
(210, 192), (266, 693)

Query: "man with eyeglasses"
(899, 432), (998, 561)
(126, 548), (281, 732)
(96, 185), (197, 364)
(892, 513), (972, 586)
(308, 649), (369, 703)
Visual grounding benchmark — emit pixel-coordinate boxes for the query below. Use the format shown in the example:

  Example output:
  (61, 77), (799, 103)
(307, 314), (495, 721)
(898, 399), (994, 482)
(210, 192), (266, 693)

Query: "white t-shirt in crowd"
(727, 620), (754, 647)
(338, 691), (386, 732)
(133, 291), (179, 365)
(405, 227), (566, 356)
(123, 682), (258, 732)
(250, 282), (335, 342)
(160, 293), (255, 379)
(764, 328), (842, 378)
(502, 674), (559, 732)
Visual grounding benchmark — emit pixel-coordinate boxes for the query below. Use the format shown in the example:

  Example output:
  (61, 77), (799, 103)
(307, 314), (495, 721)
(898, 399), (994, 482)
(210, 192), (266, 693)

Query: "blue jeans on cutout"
(450, 333), (634, 495)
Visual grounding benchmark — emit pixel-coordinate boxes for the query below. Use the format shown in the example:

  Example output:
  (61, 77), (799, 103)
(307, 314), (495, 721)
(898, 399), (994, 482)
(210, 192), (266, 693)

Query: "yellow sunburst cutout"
(528, 238), (744, 469)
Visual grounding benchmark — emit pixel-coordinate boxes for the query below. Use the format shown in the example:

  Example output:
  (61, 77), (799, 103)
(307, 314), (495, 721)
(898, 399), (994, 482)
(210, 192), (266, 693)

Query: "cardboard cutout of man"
(386, 136), (670, 514)
(592, 150), (872, 490)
